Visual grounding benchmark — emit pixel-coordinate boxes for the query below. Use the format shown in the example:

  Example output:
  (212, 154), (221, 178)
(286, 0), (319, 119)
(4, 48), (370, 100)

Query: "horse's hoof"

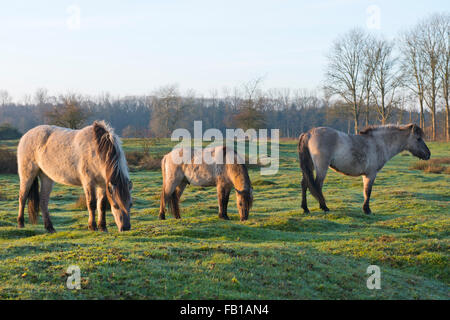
(302, 207), (310, 214)
(363, 208), (372, 215)
(46, 227), (56, 233)
(321, 206), (330, 212)
(17, 223), (25, 228)
(99, 226), (108, 232)
(219, 215), (230, 220)
(159, 214), (166, 220)
(88, 225), (98, 231)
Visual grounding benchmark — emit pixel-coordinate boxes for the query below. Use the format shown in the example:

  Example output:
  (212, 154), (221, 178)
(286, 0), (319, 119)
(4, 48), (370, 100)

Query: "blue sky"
(0, 0), (448, 100)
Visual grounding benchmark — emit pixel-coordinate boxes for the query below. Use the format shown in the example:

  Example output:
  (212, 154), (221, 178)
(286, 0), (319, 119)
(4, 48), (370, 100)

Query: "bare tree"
(420, 14), (445, 140)
(369, 38), (401, 124)
(435, 13), (450, 141)
(400, 26), (427, 129)
(45, 93), (89, 129)
(34, 88), (49, 106)
(362, 35), (376, 127)
(0, 90), (12, 106)
(324, 28), (369, 133)
(149, 84), (182, 137)
(232, 77), (266, 130)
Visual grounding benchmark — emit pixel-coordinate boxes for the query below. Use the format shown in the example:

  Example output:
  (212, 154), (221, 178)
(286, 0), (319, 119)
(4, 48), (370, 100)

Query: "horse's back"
(305, 127), (370, 176)
(164, 146), (228, 186)
(18, 124), (97, 186)
(306, 127), (341, 156)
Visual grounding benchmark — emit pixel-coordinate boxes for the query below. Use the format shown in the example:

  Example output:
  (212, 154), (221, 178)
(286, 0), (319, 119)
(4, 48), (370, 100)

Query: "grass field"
(0, 138), (448, 299)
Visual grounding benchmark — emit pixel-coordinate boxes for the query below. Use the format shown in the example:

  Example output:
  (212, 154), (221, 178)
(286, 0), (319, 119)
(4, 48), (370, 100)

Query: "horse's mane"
(223, 146), (253, 209)
(93, 121), (130, 208)
(359, 124), (424, 137)
(236, 164), (253, 208)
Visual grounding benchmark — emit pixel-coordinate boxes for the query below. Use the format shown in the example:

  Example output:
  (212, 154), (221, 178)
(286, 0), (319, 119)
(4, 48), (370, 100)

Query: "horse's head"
(106, 178), (133, 232)
(236, 187), (253, 221)
(404, 124), (430, 160)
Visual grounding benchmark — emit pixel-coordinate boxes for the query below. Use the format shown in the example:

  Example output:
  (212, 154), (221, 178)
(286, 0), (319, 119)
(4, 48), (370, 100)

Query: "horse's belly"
(189, 178), (216, 187)
(330, 158), (364, 176)
(37, 159), (82, 186)
(183, 165), (217, 187)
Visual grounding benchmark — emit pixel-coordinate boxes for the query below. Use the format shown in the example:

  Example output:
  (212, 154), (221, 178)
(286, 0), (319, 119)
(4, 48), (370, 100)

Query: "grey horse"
(16, 121), (132, 232)
(297, 123), (430, 214)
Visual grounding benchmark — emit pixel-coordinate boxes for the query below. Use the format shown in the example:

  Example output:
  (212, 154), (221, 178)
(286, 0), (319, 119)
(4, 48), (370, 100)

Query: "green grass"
(0, 139), (448, 299)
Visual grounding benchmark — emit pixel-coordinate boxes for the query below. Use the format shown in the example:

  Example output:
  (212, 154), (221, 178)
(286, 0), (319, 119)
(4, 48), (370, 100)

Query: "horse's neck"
(228, 164), (250, 191)
(376, 131), (408, 162)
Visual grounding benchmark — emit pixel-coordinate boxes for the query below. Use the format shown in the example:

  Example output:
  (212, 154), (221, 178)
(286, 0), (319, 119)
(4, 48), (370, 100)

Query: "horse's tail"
(160, 156), (167, 211)
(160, 155), (180, 218)
(27, 177), (40, 224)
(297, 133), (325, 204)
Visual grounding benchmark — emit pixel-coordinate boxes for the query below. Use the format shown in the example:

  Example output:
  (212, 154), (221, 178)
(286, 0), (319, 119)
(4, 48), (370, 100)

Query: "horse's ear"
(406, 123), (423, 136)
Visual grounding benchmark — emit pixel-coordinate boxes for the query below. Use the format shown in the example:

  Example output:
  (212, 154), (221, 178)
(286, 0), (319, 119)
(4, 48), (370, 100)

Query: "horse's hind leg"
(17, 164), (39, 228)
(96, 188), (108, 232)
(362, 174), (376, 214)
(169, 180), (188, 219)
(159, 181), (177, 220)
(83, 183), (97, 231)
(159, 188), (167, 220)
(39, 173), (55, 233)
(301, 177), (310, 213)
(314, 162), (330, 212)
(217, 183), (231, 220)
(159, 174), (184, 220)
(17, 175), (37, 228)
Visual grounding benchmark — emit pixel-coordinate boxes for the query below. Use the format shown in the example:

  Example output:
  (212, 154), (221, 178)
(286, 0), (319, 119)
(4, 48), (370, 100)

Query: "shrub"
(72, 194), (111, 211)
(410, 157), (450, 174)
(423, 165), (445, 174)
(126, 151), (162, 171)
(0, 147), (17, 174)
(0, 124), (21, 140)
(72, 194), (88, 210)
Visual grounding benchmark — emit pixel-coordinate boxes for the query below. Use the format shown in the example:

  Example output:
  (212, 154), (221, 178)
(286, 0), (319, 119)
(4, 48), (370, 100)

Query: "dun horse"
(17, 121), (133, 232)
(159, 146), (253, 221)
(298, 124), (430, 214)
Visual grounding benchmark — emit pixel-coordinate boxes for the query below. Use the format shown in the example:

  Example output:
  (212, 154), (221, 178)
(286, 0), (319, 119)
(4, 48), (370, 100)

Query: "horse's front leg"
(362, 174), (376, 214)
(83, 184), (97, 231)
(96, 188), (108, 232)
(217, 184), (231, 220)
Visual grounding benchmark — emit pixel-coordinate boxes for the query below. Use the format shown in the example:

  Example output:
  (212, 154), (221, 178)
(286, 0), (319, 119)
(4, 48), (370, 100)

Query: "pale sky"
(0, 0), (448, 101)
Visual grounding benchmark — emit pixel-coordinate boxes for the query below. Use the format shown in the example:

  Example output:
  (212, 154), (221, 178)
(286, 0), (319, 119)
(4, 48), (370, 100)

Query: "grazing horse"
(17, 121), (133, 232)
(159, 146), (253, 221)
(297, 123), (430, 214)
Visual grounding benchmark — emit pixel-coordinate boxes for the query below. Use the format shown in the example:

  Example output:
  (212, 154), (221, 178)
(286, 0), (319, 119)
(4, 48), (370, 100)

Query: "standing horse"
(298, 124), (430, 214)
(17, 121), (133, 232)
(159, 146), (253, 221)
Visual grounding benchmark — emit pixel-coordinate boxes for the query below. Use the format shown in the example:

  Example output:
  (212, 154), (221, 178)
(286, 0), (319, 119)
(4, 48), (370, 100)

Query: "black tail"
(297, 133), (326, 205)
(27, 177), (40, 224)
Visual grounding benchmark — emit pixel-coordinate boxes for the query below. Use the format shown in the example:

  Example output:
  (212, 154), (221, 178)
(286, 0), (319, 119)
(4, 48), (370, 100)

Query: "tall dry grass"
(410, 157), (450, 174)
(0, 147), (17, 174)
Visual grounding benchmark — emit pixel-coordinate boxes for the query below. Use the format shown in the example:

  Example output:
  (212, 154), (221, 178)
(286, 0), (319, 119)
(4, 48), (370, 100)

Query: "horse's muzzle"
(422, 151), (431, 160)
(119, 221), (131, 232)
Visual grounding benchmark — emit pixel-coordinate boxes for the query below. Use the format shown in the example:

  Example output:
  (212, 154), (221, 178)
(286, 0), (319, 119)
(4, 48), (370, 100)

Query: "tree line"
(0, 13), (448, 141)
